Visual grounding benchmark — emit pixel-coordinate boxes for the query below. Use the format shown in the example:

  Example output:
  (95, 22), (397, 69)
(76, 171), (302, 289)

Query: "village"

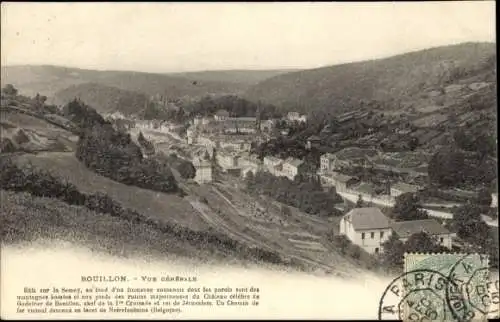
(104, 105), (498, 258)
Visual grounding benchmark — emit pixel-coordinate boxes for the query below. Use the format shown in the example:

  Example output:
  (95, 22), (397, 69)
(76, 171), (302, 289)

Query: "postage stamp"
(378, 253), (499, 321)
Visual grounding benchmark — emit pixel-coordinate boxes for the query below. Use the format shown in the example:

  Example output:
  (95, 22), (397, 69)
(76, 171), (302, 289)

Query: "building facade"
(339, 207), (393, 254)
(391, 219), (456, 249)
(282, 157), (306, 180)
(193, 154), (213, 184)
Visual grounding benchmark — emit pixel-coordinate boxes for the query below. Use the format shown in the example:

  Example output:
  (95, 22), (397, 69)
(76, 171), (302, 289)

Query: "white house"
(320, 153), (336, 172)
(319, 171), (357, 192)
(391, 219), (456, 249)
(238, 153), (261, 179)
(287, 112), (307, 123)
(259, 119), (275, 133)
(263, 156), (284, 176)
(339, 207), (393, 254)
(216, 149), (241, 173)
(193, 151), (213, 184)
(390, 182), (422, 198)
(186, 127), (197, 145)
(219, 139), (251, 152)
(282, 157), (306, 181)
(214, 109), (230, 121)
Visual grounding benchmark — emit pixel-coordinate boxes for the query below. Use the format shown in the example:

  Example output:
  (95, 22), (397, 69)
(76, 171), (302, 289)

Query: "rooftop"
(391, 182), (421, 193)
(335, 147), (378, 160)
(285, 157), (304, 167)
(331, 171), (355, 183)
(308, 135), (321, 141)
(215, 109), (230, 117)
(355, 182), (378, 196)
(391, 219), (451, 238)
(344, 207), (391, 230)
(264, 155), (283, 164)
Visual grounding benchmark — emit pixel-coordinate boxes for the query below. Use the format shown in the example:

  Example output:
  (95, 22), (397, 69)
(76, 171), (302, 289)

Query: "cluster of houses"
(286, 112), (308, 123)
(339, 207), (456, 254)
(318, 149), (424, 206)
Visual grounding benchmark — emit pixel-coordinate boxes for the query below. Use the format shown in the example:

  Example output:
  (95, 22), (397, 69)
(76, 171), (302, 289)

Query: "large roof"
(391, 219), (451, 238)
(215, 109), (230, 117)
(391, 182), (421, 193)
(285, 157), (304, 167)
(343, 207), (391, 230)
(335, 147), (378, 160)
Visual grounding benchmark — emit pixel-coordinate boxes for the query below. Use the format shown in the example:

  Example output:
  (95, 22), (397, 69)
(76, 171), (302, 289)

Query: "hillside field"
(12, 152), (210, 232)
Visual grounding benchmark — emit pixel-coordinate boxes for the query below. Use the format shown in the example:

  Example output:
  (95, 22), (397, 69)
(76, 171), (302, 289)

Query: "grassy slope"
(13, 152), (210, 232)
(0, 189), (250, 266)
(0, 110), (78, 152)
(244, 42), (496, 114)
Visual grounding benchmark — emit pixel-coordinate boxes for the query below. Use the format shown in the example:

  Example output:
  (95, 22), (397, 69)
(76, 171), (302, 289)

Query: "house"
(193, 151), (213, 184)
(259, 119), (275, 133)
(186, 127), (197, 144)
(319, 171), (357, 192)
(219, 139), (251, 152)
(339, 207), (393, 254)
(214, 109), (230, 121)
(240, 154), (262, 179)
(223, 118), (257, 134)
(282, 157), (306, 180)
(320, 149), (374, 172)
(391, 219), (456, 249)
(390, 182), (422, 198)
(306, 135), (321, 150)
(193, 115), (203, 126)
(320, 153), (336, 172)
(287, 112), (300, 121)
(216, 149), (241, 174)
(491, 193), (498, 208)
(197, 135), (217, 149)
(263, 156), (284, 176)
(287, 111), (307, 123)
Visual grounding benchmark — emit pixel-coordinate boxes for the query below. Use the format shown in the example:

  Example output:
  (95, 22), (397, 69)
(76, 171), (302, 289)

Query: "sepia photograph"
(0, 1), (498, 320)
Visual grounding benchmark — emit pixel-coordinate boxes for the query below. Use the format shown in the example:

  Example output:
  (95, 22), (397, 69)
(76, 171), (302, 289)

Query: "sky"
(1, 1), (496, 73)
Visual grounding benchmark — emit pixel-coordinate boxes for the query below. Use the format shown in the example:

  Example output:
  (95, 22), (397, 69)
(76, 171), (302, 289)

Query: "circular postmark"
(445, 253), (491, 321)
(378, 269), (456, 321)
(465, 267), (499, 317)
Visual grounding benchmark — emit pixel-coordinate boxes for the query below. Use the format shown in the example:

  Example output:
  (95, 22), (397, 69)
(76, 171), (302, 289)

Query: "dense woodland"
(245, 171), (343, 217)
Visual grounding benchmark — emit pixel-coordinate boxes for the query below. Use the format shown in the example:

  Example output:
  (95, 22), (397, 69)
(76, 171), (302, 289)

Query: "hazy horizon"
(1, 2), (496, 74)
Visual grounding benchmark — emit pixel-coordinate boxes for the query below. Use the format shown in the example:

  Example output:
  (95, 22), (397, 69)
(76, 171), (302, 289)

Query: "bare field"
(13, 152), (210, 231)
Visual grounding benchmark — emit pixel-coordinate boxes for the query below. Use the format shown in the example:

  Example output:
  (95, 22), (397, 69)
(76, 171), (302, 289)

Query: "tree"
(408, 137), (419, 151)
(381, 233), (405, 270)
(1, 84), (18, 97)
(452, 204), (482, 240)
(391, 192), (429, 221)
(356, 194), (365, 208)
(138, 131), (146, 143)
(281, 205), (292, 217)
(404, 232), (442, 253)
(428, 148), (466, 187)
(332, 235), (351, 255)
(177, 161), (196, 179)
(476, 188), (492, 207)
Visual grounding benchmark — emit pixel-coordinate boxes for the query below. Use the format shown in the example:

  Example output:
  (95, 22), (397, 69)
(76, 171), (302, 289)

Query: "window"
(361, 233), (365, 240)
(380, 231), (384, 238)
(375, 248), (379, 254)
(371, 232), (374, 239)
(440, 237), (444, 243)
